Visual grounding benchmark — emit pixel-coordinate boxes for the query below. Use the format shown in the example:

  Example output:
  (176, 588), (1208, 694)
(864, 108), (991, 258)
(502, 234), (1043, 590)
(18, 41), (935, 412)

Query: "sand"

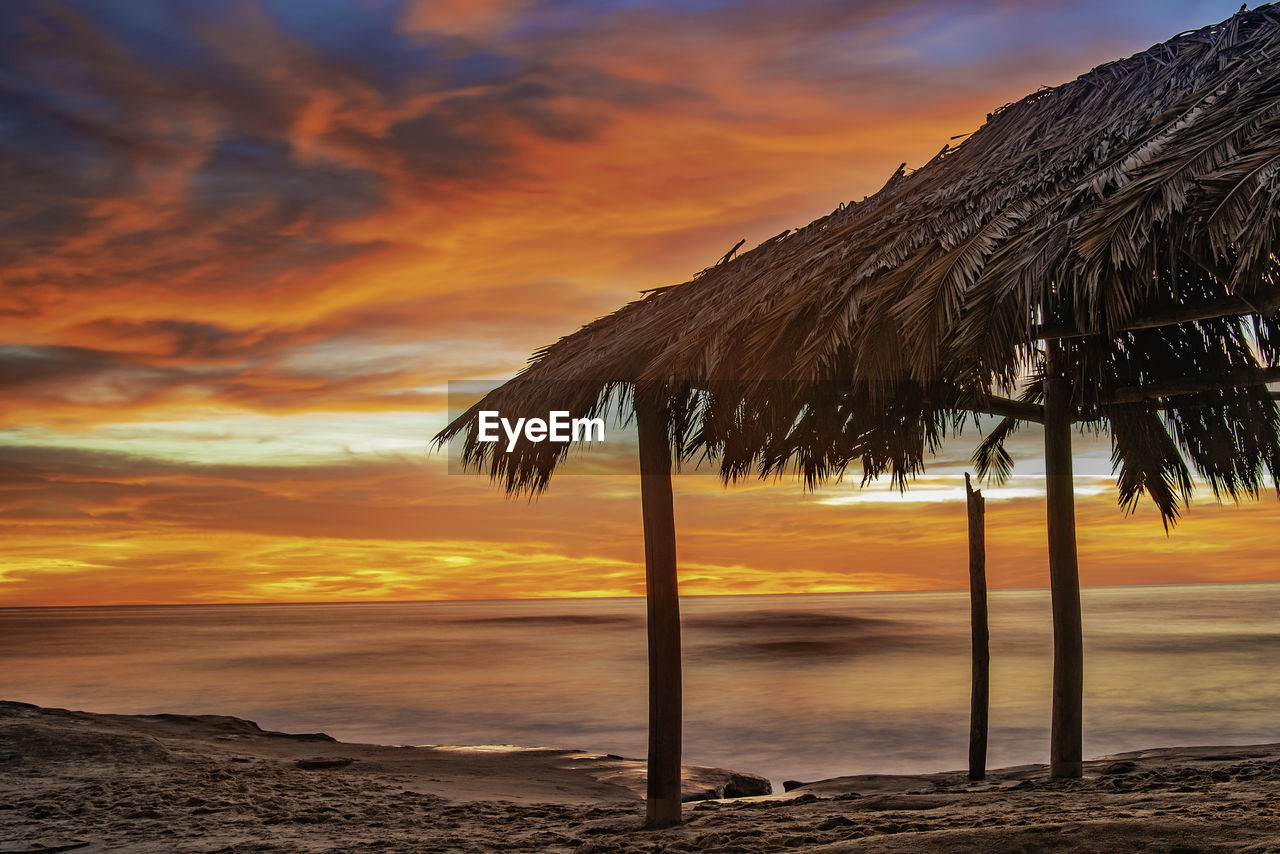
(4, 700), (1280, 853)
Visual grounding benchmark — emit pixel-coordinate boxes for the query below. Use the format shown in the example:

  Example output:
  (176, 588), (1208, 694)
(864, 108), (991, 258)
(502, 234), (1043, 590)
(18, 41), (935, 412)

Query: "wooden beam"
(1037, 293), (1280, 342)
(1108, 366), (1280, 404)
(972, 396), (1044, 424)
(965, 473), (989, 782)
(1043, 342), (1083, 780)
(636, 394), (683, 828)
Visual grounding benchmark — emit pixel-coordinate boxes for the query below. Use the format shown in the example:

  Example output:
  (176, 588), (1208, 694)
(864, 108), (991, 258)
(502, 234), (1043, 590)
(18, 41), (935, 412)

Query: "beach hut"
(435, 6), (1280, 826)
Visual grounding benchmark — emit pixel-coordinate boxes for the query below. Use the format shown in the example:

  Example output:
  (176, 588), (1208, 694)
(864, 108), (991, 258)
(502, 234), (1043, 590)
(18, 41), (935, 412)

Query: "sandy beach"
(4, 700), (1280, 853)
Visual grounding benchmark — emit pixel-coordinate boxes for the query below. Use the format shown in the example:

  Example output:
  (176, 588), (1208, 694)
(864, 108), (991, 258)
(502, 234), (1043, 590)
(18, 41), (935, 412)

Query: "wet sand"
(3, 700), (1280, 853)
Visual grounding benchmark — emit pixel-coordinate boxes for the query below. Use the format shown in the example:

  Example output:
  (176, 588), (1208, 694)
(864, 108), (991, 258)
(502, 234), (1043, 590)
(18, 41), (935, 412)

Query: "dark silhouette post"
(635, 390), (682, 826)
(1043, 341), (1083, 778)
(965, 473), (989, 781)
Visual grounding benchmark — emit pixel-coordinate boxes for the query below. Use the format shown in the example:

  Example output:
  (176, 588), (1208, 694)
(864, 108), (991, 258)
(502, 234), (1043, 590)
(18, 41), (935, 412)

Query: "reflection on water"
(3, 583), (1279, 783)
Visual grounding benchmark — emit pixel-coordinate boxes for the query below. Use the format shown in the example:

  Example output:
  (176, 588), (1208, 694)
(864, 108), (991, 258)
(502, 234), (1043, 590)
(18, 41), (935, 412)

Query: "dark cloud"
(377, 60), (698, 187)
(0, 4), (403, 299)
(0, 276), (630, 414)
(0, 337), (437, 417)
(0, 443), (426, 537)
(67, 319), (261, 361)
(0, 0), (696, 257)
(0, 344), (237, 413)
(0, 444), (407, 488)
(385, 110), (511, 183)
(0, 443), (634, 553)
(193, 135), (387, 227)
(0, 345), (131, 388)
(0, 0), (711, 407)
(0, 500), (94, 521)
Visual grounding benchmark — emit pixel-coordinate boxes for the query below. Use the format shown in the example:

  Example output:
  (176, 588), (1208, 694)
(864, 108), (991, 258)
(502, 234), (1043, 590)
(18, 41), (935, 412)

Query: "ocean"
(3, 583), (1279, 785)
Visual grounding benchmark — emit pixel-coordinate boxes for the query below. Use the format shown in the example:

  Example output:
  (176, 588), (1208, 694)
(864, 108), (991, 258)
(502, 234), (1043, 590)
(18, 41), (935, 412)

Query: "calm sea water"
(3, 584), (1279, 784)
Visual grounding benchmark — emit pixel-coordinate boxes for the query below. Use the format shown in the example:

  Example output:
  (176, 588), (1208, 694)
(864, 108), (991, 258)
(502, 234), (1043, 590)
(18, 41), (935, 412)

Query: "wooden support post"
(1043, 342), (1083, 779)
(965, 473), (989, 781)
(635, 395), (683, 827)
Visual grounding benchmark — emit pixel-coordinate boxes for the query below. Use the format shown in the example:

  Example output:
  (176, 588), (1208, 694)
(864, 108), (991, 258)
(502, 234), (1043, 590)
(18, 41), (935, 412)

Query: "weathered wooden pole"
(965, 472), (989, 781)
(635, 391), (683, 827)
(1043, 341), (1083, 778)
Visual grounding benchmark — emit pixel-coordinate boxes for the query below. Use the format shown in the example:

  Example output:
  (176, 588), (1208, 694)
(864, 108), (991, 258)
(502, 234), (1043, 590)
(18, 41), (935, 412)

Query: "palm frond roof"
(436, 4), (1280, 514)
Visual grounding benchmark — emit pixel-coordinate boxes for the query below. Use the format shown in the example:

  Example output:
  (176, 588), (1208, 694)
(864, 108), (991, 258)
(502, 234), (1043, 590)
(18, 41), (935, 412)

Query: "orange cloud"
(1, 0), (1265, 605)
(1, 444), (1275, 606)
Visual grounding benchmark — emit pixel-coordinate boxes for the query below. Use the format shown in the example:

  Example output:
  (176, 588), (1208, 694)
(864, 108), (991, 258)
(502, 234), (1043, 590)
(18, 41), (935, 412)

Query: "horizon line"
(4, 578), (1278, 610)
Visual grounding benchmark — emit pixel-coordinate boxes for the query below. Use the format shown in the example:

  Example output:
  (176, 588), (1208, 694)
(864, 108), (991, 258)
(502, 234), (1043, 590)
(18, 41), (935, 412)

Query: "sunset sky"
(2, 0), (1274, 607)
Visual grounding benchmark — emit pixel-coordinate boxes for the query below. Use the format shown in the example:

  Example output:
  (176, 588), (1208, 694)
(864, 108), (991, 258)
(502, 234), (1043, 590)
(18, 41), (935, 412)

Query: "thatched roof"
(436, 4), (1280, 520)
